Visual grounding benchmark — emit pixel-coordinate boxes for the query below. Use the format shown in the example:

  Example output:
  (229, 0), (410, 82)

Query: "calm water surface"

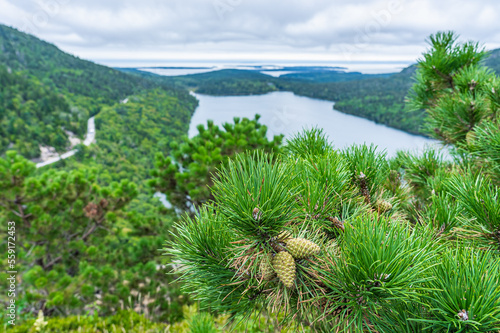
(189, 91), (442, 156)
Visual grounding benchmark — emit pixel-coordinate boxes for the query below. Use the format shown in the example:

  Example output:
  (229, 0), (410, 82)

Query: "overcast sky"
(1, 0), (499, 71)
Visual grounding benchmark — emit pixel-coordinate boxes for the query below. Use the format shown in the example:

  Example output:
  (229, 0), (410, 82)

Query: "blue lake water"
(189, 91), (442, 157)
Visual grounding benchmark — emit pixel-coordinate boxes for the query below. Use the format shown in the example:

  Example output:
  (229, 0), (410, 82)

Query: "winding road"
(36, 117), (95, 168)
(35, 113), (169, 209)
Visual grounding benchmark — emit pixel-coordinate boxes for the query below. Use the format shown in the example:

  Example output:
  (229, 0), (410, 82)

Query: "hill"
(298, 48), (500, 135)
(0, 24), (200, 325)
(155, 69), (280, 95)
(278, 68), (391, 83)
(0, 24), (196, 158)
(0, 24), (179, 103)
(483, 48), (500, 74)
(0, 65), (83, 158)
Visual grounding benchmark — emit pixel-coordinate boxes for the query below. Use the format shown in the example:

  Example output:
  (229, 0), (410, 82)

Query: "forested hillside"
(0, 24), (196, 159)
(278, 65), (424, 134)
(0, 65), (82, 158)
(278, 68), (391, 82)
(0, 25), (181, 103)
(69, 89), (198, 187)
(0, 24), (200, 325)
(162, 69), (279, 95)
(483, 48), (500, 73)
(283, 48), (500, 135)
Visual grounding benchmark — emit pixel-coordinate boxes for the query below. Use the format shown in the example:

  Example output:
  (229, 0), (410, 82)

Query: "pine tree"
(0, 151), (180, 319)
(149, 115), (283, 212)
(408, 31), (500, 183)
(166, 32), (500, 332)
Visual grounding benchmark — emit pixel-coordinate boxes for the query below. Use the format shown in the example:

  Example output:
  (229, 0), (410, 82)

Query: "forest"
(0, 24), (195, 158)
(0, 65), (80, 158)
(0, 24), (499, 333)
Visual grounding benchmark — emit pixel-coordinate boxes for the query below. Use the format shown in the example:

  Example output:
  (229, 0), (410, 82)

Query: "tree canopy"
(149, 115), (283, 212)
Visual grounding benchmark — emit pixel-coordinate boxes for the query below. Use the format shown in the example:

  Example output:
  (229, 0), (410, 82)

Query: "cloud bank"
(1, 0), (499, 69)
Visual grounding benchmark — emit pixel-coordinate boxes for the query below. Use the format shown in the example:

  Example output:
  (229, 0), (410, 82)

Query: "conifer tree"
(149, 115), (283, 212)
(166, 32), (500, 332)
(0, 151), (187, 320)
(409, 31), (500, 183)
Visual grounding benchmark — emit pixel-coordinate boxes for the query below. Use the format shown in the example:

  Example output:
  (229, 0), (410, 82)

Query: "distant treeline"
(151, 48), (500, 136)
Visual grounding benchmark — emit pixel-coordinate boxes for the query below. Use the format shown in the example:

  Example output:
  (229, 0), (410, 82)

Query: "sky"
(1, 0), (500, 72)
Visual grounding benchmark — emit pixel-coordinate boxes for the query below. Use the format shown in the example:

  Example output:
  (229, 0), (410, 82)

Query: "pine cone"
(99, 198), (109, 208)
(375, 199), (392, 213)
(272, 251), (296, 288)
(286, 238), (320, 259)
(84, 202), (100, 218)
(259, 254), (275, 281)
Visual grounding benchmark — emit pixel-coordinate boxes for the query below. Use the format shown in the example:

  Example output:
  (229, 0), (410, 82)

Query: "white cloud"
(0, 0), (499, 68)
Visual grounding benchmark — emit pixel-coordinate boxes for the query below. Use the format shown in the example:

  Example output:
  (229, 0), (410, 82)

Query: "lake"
(189, 91), (441, 157)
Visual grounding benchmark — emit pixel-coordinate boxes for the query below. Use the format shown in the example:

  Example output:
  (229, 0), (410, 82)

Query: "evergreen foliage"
(5, 310), (172, 333)
(419, 246), (500, 332)
(0, 151), (137, 314)
(149, 115), (283, 211)
(0, 23), (196, 162)
(0, 65), (84, 158)
(89, 88), (197, 186)
(0, 37), (199, 322)
(0, 24), (187, 104)
(0, 150), (193, 324)
(278, 66), (427, 135)
(408, 31), (495, 145)
(3, 24), (500, 331)
(166, 32), (500, 332)
(5, 304), (312, 332)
